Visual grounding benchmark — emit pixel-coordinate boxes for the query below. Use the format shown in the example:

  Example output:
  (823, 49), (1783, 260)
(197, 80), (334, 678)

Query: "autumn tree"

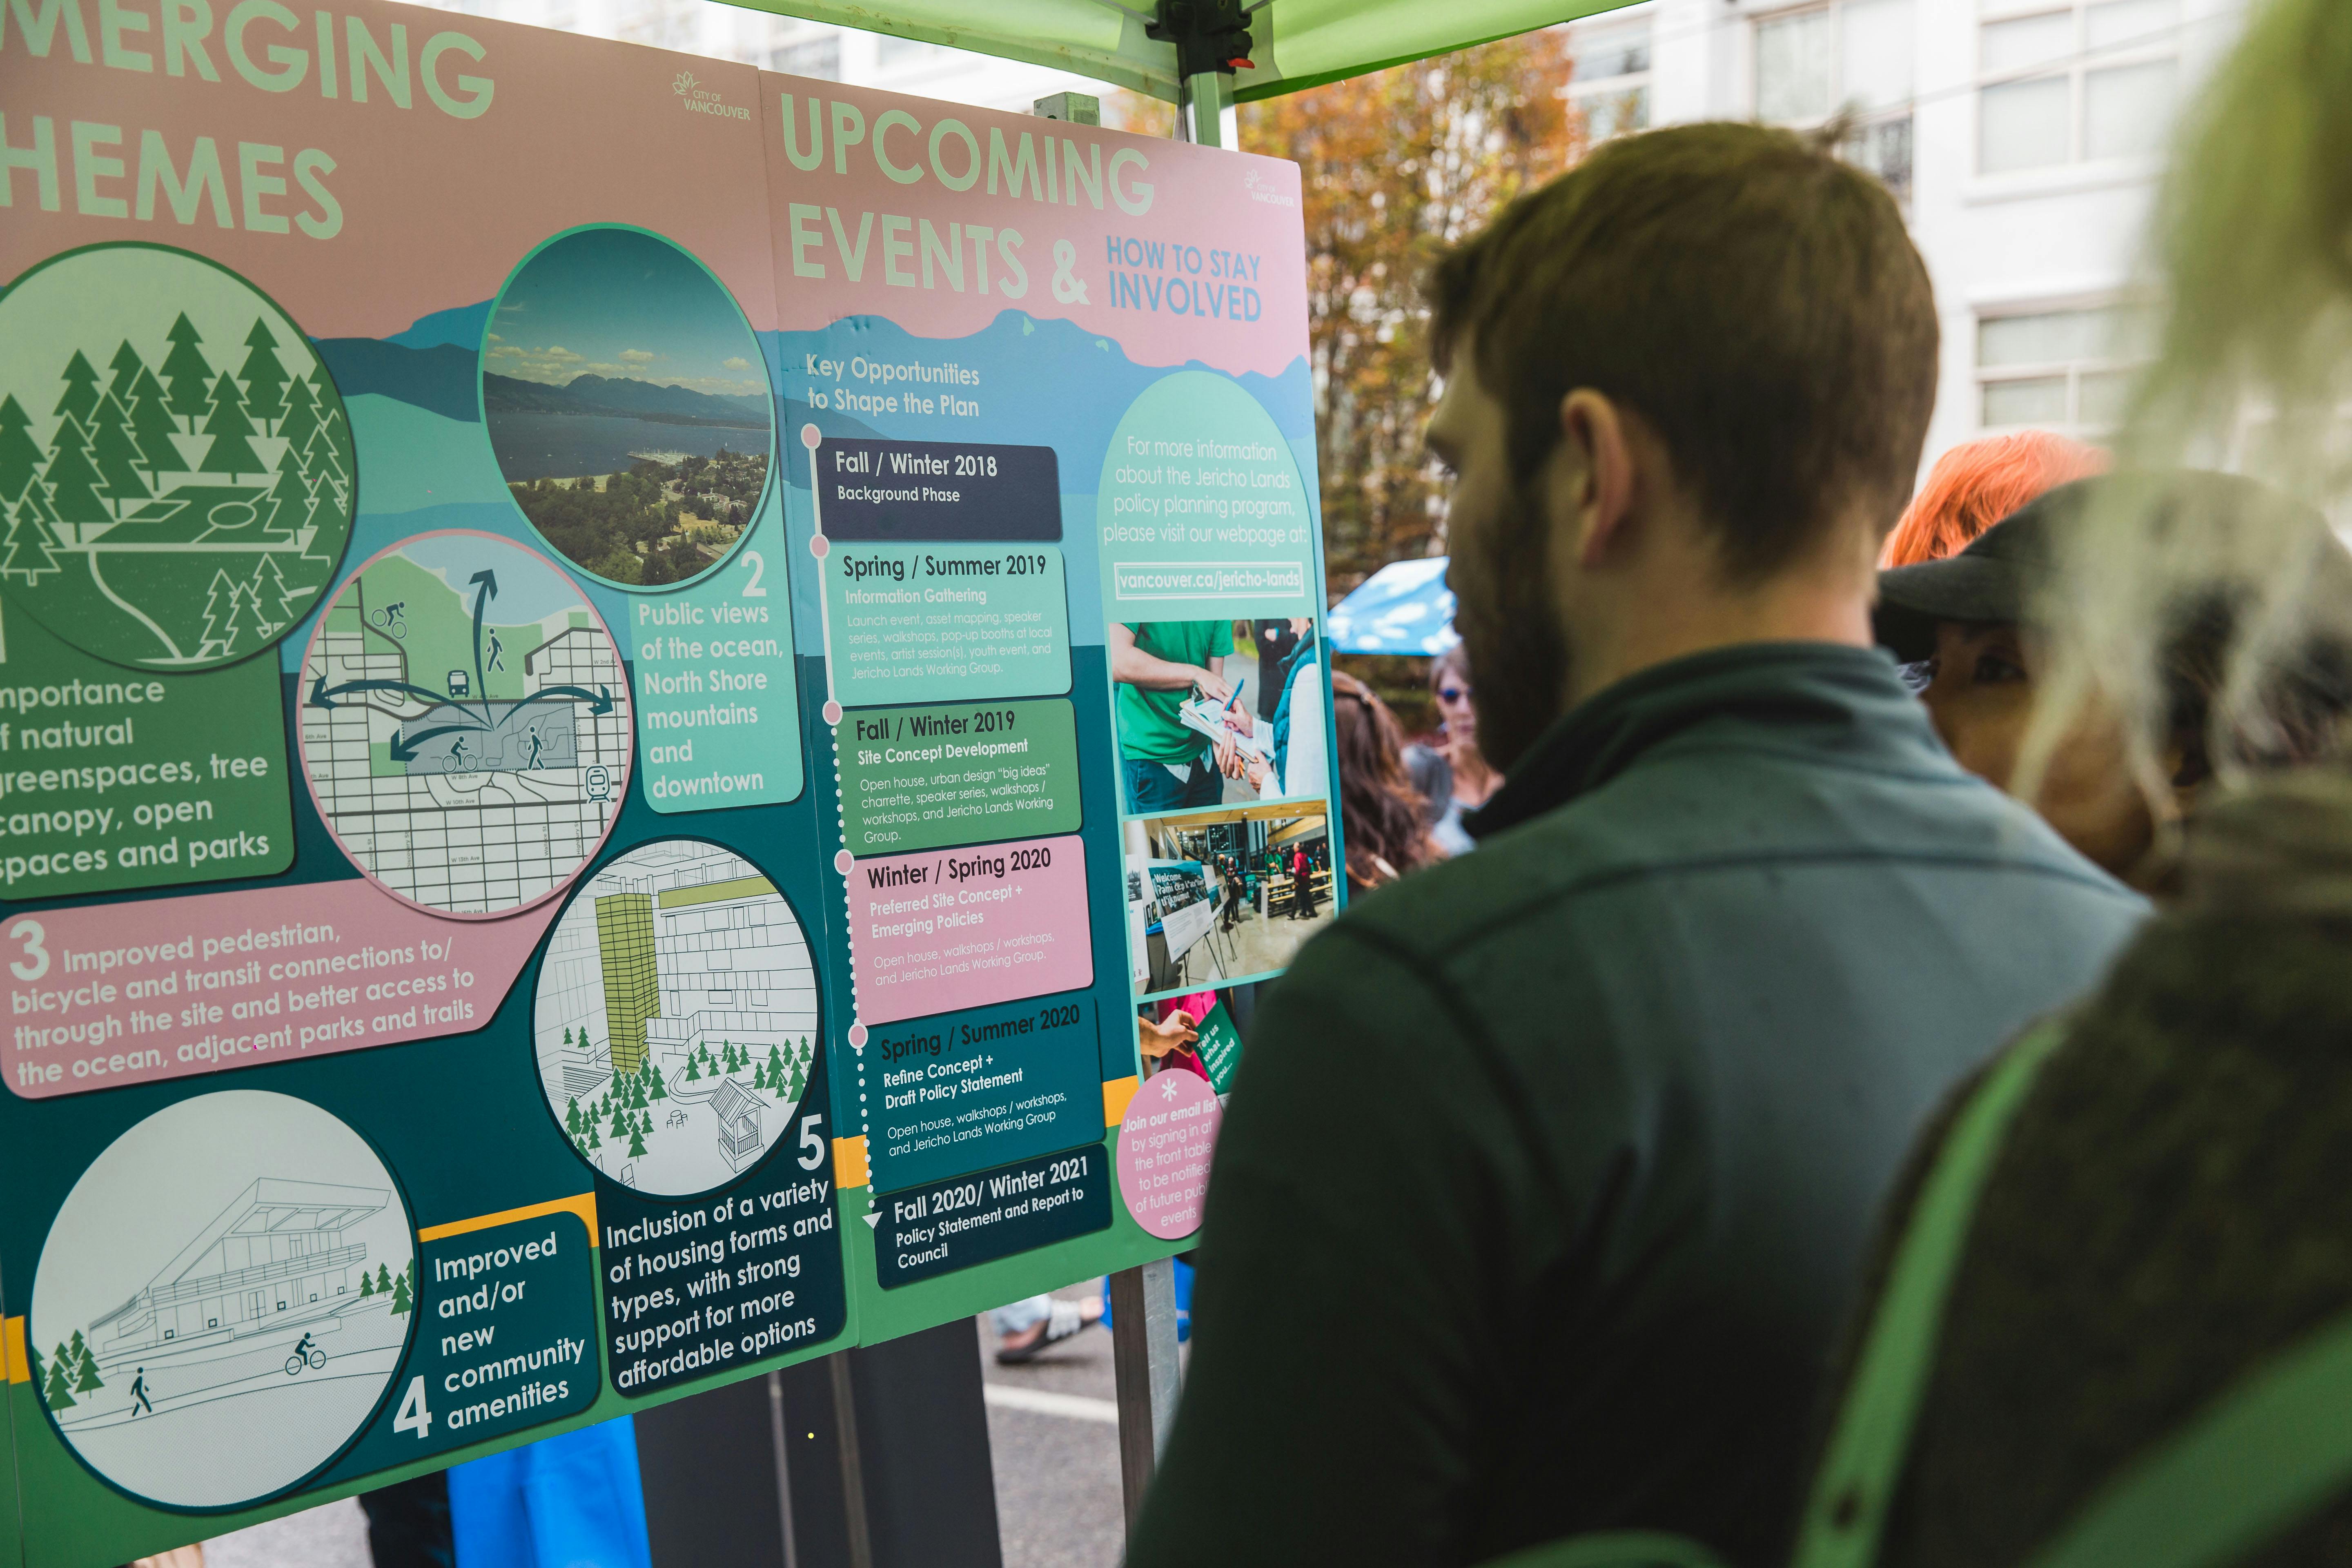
(1117, 37), (1578, 595)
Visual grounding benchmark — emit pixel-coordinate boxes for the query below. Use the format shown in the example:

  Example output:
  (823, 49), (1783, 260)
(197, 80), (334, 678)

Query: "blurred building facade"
(1566, 0), (2247, 470)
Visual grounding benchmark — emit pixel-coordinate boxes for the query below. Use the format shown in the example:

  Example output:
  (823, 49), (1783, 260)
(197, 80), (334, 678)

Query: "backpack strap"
(1789, 1022), (2072, 1568)
(2024, 1303), (2352, 1568)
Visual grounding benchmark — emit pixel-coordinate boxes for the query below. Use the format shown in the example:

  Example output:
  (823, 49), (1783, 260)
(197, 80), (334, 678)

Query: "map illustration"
(533, 841), (819, 1196)
(0, 245), (355, 670)
(298, 532), (632, 917)
(31, 1091), (415, 1510)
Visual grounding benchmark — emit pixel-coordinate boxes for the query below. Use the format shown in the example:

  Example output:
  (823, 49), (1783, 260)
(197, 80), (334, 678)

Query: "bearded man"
(1127, 123), (2147, 1568)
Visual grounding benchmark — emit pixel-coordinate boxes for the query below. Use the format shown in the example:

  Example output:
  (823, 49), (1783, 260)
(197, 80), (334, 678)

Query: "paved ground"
(193, 1281), (1140, 1568)
(978, 1281), (1128, 1568)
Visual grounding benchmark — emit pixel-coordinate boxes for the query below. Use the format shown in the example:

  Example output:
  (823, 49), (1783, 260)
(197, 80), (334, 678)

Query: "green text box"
(0, 612), (292, 900)
(824, 545), (1069, 708)
(837, 699), (1080, 855)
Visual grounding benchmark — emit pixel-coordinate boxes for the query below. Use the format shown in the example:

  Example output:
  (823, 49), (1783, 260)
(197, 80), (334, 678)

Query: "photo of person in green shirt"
(1111, 619), (1241, 814)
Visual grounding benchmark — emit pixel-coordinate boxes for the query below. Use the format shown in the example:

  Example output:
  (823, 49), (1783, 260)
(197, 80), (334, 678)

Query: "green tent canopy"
(722, 0), (1635, 103)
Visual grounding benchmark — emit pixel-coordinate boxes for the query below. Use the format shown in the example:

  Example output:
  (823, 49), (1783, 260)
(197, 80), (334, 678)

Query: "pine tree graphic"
(40, 414), (110, 529)
(43, 1345), (75, 1412)
(73, 1343), (104, 1395)
(53, 350), (100, 427)
(160, 313), (214, 433)
(200, 371), (263, 478)
(237, 318), (289, 432)
(0, 396), (42, 502)
(92, 393), (152, 512)
(277, 372), (319, 452)
(566, 1097), (582, 1135)
(0, 490), (65, 586)
(375, 1263), (393, 1295)
(106, 339), (144, 403)
(753, 1058), (769, 1089)
(684, 1053), (701, 1082)
(198, 569), (236, 654)
(263, 447), (310, 539)
(26, 1343), (47, 1407)
(586, 1119), (602, 1150)
(253, 553), (298, 635)
(127, 368), (181, 478)
(648, 1065), (667, 1101)
(360, 1270), (375, 1298)
(389, 1263), (413, 1316)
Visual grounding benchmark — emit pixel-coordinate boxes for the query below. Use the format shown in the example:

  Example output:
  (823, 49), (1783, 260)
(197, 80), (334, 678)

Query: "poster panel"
(0, 9), (1327, 1560)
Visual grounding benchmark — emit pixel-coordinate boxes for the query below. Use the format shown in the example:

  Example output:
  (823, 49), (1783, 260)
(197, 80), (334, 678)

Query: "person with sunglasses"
(1405, 644), (1502, 857)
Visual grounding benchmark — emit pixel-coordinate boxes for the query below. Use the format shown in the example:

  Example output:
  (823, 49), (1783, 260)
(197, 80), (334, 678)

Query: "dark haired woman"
(1330, 671), (1437, 898)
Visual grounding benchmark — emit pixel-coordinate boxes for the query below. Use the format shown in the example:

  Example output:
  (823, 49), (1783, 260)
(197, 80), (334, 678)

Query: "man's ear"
(1553, 389), (1641, 570)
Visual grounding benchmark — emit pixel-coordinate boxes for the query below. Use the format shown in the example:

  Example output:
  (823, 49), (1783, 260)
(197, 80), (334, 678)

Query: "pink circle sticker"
(801, 423), (822, 449)
(833, 848), (853, 874)
(1117, 1068), (1223, 1241)
(809, 533), (830, 559)
(823, 700), (844, 726)
(848, 1022), (868, 1048)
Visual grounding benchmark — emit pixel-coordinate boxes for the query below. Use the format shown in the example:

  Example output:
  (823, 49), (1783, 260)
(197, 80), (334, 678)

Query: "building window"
(1568, 14), (1652, 141)
(1979, 0), (2180, 174)
(1976, 301), (2154, 430)
(769, 34), (840, 79)
(1753, 0), (1916, 203)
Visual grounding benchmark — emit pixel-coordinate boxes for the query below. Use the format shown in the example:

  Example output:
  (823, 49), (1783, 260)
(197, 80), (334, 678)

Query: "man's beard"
(1456, 477), (1571, 774)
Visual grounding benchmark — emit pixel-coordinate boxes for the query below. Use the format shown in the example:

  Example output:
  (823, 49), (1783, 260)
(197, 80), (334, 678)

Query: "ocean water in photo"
(488, 411), (772, 481)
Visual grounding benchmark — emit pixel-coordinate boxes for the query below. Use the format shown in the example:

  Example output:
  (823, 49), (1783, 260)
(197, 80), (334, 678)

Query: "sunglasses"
(1437, 686), (1471, 703)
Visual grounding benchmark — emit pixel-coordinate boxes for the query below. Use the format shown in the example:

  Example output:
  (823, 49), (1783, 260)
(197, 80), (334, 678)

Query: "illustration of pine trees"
(92, 395), (151, 512)
(628, 1120), (648, 1158)
(360, 1270), (375, 1298)
(53, 350), (100, 427)
(788, 1060), (804, 1098)
(200, 372), (263, 479)
(684, 1054), (700, 1082)
(263, 448), (309, 539)
(127, 369), (181, 477)
(40, 414), (110, 530)
(1, 492), (65, 586)
(0, 396), (40, 502)
(586, 1118), (602, 1150)
(608, 1103), (627, 1142)
(389, 1263), (413, 1316)
(73, 1343), (104, 1394)
(278, 372), (319, 451)
(768, 1043), (785, 1082)
(566, 1096), (581, 1135)
(648, 1065), (667, 1101)
(753, 1059), (768, 1089)
(42, 1348), (74, 1412)
(25, 1343), (46, 1405)
(160, 314), (214, 433)
(630, 1079), (647, 1111)
(252, 554), (297, 635)
(561, 1026), (574, 1049)
(197, 569), (237, 655)
(107, 339), (144, 402)
(376, 1263), (393, 1294)
(238, 319), (289, 432)
(215, 579), (254, 657)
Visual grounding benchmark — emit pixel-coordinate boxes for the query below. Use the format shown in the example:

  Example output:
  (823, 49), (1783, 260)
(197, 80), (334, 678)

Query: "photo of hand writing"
(1108, 615), (1330, 816)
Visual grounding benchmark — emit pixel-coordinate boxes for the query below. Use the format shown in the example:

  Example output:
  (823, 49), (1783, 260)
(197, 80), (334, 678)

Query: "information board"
(0, 5), (1330, 1561)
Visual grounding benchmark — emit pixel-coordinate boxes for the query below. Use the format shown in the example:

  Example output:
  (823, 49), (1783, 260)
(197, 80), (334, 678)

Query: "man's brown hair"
(1429, 121), (1938, 580)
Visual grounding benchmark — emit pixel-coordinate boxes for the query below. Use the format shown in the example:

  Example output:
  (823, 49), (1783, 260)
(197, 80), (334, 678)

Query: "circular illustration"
(30, 1091), (415, 1511)
(0, 243), (356, 671)
(534, 840), (819, 1196)
(483, 227), (773, 589)
(296, 530), (633, 918)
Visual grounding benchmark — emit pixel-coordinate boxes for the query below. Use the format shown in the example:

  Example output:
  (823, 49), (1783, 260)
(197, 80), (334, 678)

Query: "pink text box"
(4, 880), (559, 1099)
(847, 835), (1092, 1026)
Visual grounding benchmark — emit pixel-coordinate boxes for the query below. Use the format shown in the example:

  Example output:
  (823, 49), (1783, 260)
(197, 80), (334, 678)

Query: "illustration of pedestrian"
(129, 1368), (152, 1417)
(487, 630), (506, 672)
(527, 724), (545, 769)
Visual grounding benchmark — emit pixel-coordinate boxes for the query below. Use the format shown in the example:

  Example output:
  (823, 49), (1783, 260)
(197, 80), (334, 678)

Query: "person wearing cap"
(1876, 470), (2352, 888)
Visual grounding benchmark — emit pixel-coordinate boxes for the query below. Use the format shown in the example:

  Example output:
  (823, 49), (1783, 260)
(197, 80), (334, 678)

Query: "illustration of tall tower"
(596, 891), (659, 1073)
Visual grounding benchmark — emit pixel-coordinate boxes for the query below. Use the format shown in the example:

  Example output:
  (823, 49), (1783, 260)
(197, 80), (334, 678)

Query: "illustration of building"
(708, 1076), (764, 1172)
(85, 1179), (385, 1367)
(596, 891), (659, 1074)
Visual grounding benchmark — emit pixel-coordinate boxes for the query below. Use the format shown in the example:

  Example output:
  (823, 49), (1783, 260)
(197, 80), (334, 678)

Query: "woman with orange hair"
(1880, 431), (2106, 567)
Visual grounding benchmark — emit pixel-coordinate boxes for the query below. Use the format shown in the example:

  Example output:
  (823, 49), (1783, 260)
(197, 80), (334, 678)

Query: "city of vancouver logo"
(671, 69), (749, 122)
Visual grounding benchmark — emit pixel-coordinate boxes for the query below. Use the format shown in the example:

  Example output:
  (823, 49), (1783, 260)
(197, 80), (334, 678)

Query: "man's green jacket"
(1127, 643), (2147, 1568)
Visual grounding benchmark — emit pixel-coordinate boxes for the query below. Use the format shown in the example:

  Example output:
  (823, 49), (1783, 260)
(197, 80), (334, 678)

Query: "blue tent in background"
(1326, 557), (1457, 655)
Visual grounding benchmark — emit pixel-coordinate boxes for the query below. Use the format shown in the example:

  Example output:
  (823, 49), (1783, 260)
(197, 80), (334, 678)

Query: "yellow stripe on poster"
(1104, 1076), (1140, 1126)
(418, 1192), (599, 1245)
(833, 1136), (870, 1191)
(3, 1316), (26, 1385)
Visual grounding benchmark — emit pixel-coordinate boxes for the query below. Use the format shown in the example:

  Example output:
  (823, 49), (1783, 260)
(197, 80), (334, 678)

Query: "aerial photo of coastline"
(484, 227), (774, 586)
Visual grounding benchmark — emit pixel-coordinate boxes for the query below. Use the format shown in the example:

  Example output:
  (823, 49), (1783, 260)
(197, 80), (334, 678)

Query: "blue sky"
(487, 228), (764, 399)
